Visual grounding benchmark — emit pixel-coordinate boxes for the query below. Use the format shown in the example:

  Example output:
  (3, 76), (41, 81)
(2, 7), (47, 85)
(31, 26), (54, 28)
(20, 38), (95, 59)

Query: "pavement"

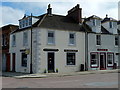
(2, 69), (119, 78)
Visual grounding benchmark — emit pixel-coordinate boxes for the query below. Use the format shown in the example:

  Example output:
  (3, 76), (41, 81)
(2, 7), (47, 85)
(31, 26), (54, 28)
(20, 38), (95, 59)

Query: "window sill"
(12, 45), (16, 47)
(47, 43), (55, 46)
(96, 45), (101, 46)
(68, 44), (76, 46)
(115, 45), (118, 47)
(65, 65), (76, 67)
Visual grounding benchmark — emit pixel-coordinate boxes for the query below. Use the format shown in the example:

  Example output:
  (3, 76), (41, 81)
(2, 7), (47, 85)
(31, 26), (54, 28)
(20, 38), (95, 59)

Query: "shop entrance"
(100, 53), (106, 70)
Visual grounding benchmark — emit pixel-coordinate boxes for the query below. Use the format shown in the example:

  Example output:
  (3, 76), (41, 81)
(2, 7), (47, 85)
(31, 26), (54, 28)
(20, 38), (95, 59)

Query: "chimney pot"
(47, 4), (52, 15)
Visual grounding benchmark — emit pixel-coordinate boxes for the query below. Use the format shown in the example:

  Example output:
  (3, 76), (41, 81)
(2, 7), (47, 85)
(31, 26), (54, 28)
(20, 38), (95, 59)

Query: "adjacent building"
(0, 24), (18, 72)
(84, 15), (119, 70)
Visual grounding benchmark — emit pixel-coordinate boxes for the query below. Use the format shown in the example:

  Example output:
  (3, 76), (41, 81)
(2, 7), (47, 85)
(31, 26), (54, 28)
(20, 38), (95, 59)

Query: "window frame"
(69, 32), (76, 45)
(90, 52), (99, 68)
(115, 35), (119, 46)
(109, 22), (113, 28)
(66, 52), (76, 65)
(96, 35), (101, 45)
(21, 52), (27, 67)
(47, 31), (55, 45)
(23, 31), (28, 46)
(93, 19), (96, 26)
(107, 52), (114, 67)
(12, 34), (16, 47)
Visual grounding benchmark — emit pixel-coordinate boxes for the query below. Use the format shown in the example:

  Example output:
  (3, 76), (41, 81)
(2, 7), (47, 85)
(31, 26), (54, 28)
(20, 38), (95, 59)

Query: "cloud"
(1, 0), (119, 27)
(0, 6), (25, 27)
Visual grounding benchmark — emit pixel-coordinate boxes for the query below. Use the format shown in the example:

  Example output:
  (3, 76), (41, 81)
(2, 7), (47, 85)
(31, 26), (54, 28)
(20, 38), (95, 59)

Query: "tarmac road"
(2, 72), (118, 88)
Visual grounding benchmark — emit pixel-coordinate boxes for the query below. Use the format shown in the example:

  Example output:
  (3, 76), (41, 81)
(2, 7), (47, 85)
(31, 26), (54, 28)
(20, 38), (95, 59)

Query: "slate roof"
(12, 14), (85, 33)
(0, 24), (18, 30)
(101, 17), (117, 23)
(38, 14), (84, 31)
(84, 15), (102, 22)
(101, 26), (111, 34)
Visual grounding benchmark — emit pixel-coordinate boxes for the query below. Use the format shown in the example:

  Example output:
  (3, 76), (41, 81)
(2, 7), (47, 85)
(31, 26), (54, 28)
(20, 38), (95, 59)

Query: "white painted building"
(84, 15), (119, 70)
(9, 4), (85, 73)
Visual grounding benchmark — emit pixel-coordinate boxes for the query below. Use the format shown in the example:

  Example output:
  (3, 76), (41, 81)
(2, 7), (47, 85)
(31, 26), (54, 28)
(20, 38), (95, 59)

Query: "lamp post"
(30, 13), (33, 74)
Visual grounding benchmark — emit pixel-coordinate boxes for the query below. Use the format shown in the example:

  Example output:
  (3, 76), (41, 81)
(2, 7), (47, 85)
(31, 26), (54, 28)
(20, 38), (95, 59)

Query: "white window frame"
(96, 35), (101, 45)
(91, 53), (99, 67)
(21, 52), (27, 67)
(107, 53), (114, 67)
(66, 52), (76, 65)
(109, 22), (113, 28)
(29, 17), (32, 25)
(12, 34), (16, 47)
(23, 31), (28, 46)
(93, 19), (96, 26)
(69, 33), (76, 45)
(47, 31), (55, 45)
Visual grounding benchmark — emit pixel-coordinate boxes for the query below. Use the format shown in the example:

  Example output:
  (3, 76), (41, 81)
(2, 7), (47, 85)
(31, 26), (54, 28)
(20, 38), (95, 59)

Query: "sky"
(0, 0), (119, 27)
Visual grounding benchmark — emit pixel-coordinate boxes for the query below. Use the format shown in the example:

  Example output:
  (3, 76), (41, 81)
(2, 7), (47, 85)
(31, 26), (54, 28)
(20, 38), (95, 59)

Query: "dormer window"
(25, 19), (28, 26)
(93, 19), (96, 26)
(29, 17), (32, 25)
(19, 17), (32, 29)
(109, 22), (113, 28)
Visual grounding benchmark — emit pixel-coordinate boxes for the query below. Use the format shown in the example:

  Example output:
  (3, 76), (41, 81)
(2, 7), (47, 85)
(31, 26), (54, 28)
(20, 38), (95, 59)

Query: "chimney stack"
(67, 4), (82, 23)
(47, 4), (52, 15)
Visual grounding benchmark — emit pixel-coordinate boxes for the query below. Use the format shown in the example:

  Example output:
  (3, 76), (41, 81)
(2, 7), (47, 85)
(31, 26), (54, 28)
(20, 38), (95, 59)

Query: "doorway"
(48, 52), (54, 73)
(12, 53), (16, 72)
(100, 53), (106, 70)
(6, 53), (10, 72)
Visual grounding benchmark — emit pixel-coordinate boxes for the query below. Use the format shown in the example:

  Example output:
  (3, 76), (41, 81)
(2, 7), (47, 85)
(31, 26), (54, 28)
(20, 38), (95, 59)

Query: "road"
(2, 73), (118, 88)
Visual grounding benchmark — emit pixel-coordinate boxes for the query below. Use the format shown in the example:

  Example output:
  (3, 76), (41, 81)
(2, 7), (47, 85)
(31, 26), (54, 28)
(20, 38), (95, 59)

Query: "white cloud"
(0, 6), (25, 27)
(27, 0), (118, 19)
(1, 0), (119, 27)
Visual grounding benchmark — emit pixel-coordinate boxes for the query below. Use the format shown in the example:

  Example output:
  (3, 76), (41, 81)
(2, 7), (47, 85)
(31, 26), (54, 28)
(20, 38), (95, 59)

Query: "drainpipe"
(30, 13), (33, 74)
(84, 22), (88, 71)
(118, 32), (120, 69)
(85, 30), (88, 71)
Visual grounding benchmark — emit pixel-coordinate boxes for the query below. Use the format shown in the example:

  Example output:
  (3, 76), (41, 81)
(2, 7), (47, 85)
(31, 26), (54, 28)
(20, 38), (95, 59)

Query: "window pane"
(12, 35), (16, 46)
(67, 53), (75, 65)
(96, 35), (101, 45)
(91, 53), (98, 67)
(109, 22), (112, 28)
(22, 53), (27, 67)
(69, 33), (75, 45)
(107, 53), (113, 66)
(23, 32), (28, 46)
(48, 31), (54, 44)
(115, 36), (118, 46)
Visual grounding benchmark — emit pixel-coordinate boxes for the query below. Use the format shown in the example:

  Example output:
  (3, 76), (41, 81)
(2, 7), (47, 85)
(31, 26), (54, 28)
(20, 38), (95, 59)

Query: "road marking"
(85, 82), (118, 86)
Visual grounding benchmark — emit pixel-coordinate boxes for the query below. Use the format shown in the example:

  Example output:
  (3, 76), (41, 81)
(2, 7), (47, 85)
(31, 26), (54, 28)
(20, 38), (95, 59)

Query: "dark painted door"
(100, 53), (106, 70)
(6, 53), (10, 72)
(48, 52), (54, 73)
(12, 53), (16, 72)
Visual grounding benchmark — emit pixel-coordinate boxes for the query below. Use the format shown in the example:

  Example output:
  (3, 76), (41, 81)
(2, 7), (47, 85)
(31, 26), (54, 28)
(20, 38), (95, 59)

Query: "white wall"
(88, 33), (119, 70)
(9, 29), (31, 73)
(86, 19), (101, 33)
(39, 28), (85, 73)
(102, 21), (118, 34)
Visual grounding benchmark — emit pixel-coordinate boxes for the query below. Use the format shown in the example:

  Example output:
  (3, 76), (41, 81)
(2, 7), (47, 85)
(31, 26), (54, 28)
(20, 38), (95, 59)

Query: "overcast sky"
(0, 0), (119, 27)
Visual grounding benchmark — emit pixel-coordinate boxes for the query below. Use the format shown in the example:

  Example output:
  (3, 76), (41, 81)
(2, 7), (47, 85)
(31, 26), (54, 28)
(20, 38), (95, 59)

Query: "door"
(6, 53), (10, 72)
(100, 53), (106, 70)
(2, 53), (6, 71)
(48, 52), (54, 73)
(12, 53), (16, 72)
